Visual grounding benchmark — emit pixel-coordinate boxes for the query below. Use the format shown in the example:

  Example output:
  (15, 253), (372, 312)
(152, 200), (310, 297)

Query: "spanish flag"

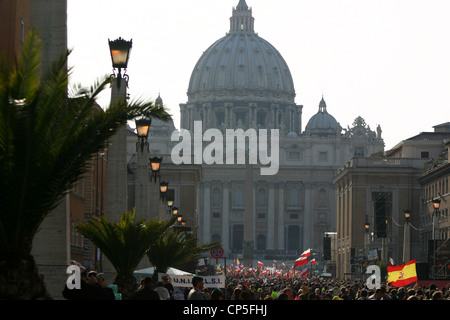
(387, 259), (418, 287)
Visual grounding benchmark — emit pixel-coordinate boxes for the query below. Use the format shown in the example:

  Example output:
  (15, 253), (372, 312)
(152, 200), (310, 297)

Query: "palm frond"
(77, 210), (175, 276)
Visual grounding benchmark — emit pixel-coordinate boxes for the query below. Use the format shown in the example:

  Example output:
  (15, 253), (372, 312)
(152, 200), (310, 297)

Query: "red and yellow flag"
(387, 259), (417, 287)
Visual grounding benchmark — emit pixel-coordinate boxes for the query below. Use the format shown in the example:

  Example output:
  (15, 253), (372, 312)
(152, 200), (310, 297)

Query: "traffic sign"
(210, 247), (224, 259)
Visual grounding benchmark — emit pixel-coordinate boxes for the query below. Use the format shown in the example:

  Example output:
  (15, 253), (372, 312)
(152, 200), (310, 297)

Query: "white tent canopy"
(133, 267), (192, 277)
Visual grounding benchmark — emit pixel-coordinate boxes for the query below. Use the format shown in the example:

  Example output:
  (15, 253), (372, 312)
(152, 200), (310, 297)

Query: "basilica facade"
(171, 0), (385, 265)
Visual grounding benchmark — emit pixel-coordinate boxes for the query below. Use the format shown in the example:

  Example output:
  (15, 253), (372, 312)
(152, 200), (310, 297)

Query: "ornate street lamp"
(172, 207), (179, 215)
(108, 37), (132, 89)
(432, 198), (441, 210)
(159, 181), (168, 201)
(135, 117), (151, 152)
(149, 156), (162, 182)
(403, 210), (411, 221)
(165, 189), (174, 207)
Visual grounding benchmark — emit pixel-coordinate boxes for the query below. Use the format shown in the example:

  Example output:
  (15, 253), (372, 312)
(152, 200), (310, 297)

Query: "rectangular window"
(233, 185), (244, 206)
(354, 147), (364, 157)
(319, 152), (328, 162)
(288, 151), (300, 160)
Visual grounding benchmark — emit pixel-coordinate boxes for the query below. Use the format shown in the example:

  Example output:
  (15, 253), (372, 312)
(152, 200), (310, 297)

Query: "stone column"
(243, 164), (254, 266)
(135, 145), (149, 220)
(105, 78), (128, 223)
(203, 182), (211, 243)
(103, 77), (128, 282)
(278, 182), (285, 250)
(222, 181), (230, 253)
(267, 182), (275, 250)
(303, 183), (312, 250)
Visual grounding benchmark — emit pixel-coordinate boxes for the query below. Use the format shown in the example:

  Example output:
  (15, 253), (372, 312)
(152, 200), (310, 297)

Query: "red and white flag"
(300, 249), (311, 258)
(310, 258), (316, 265)
(389, 257), (395, 266)
(258, 261), (264, 267)
(294, 256), (308, 268)
(298, 268), (309, 277)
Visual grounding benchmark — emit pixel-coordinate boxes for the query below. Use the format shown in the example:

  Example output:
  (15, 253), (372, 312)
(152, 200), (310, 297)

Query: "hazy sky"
(67, 0), (450, 150)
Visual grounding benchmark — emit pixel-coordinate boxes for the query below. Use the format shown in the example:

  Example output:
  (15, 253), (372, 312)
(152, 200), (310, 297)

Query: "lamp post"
(432, 199), (441, 280)
(105, 37), (132, 224)
(432, 199), (441, 240)
(402, 210), (411, 263)
(364, 222), (370, 257)
(108, 37), (132, 89)
(159, 181), (169, 201)
(135, 117), (151, 152)
(103, 37), (132, 279)
(134, 116), (151, 220)
(149, 156), (162, 183)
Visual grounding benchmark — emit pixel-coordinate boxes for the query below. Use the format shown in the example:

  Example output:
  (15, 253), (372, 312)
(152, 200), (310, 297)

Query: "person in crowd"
(96, 273), (115, 300)
(162, 275), (175, 300)
(187, 276), (205, 300)
(155, 281), (170, 300)
(211, 288), (224, 300)
(132, 277), (159, 300)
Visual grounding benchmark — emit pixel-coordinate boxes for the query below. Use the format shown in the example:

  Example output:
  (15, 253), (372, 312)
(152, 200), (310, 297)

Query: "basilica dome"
(187, 0), (295, 104)
(305, 97), (342, 135)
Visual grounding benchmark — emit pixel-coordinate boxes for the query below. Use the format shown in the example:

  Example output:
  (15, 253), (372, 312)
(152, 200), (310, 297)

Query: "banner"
(367, 248), (378, 261)
(159, 274), (226, 288)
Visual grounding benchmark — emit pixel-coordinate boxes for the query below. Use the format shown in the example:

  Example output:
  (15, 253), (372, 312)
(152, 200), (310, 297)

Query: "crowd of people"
(184, 272), (450, 301)
(63, 266), (449, 301)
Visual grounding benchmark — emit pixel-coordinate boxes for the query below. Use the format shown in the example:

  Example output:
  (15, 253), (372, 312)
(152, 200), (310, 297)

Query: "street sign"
(210, 247), (224, 259)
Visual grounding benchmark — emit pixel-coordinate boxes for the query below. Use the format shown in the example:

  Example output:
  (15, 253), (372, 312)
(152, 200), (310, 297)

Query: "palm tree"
(146, 229), (221, 283)
(76, 209), (176, 300)
(0, 31), (171, 299)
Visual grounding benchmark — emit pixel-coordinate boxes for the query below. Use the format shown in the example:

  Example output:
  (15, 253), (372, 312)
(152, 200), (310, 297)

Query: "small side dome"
(148, 94), (176, 136)
(305, 97), (341, 135)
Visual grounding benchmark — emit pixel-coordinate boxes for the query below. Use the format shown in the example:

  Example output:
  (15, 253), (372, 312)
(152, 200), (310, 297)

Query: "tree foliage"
(76, 209), (175, 276)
